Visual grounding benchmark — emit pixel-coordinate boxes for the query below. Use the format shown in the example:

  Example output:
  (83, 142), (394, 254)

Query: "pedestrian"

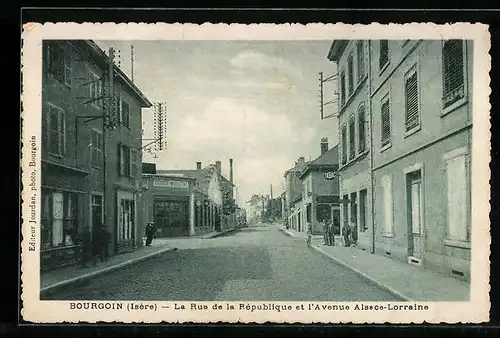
(322, 219), (329, 245)
(77, 229), (92, 268)
(342, 221), (351, 247)
(145, 221), (156, 246)
(98, 223), (111, 261)
(306, 223), (313, 247)
(328, 219), (335, 246)
(350, 219), (358, 247)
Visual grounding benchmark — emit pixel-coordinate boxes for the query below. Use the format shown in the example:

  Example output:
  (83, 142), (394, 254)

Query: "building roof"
(283, 159), (310, 178)
(298, 145), (339, 180)
(71, 40), (153, 108)
(327, 40), (349, 62)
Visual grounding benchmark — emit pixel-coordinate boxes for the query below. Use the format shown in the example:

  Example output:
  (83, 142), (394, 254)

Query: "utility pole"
(130, 45), (134, 83)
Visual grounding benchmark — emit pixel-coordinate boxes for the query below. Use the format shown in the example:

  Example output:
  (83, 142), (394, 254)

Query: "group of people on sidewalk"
(305, 218), (358, 248)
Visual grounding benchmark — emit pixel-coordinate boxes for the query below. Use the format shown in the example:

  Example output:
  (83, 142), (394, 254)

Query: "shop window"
(118, 198), (135, 241)
(41, 190), (78, 250)
(442, 40), (465, 109)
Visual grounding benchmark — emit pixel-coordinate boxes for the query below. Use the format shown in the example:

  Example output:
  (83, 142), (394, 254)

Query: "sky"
(96, 40), (339, 206)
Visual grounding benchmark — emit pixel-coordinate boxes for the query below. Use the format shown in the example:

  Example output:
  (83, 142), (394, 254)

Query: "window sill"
(380, 142), (392, 153)
(404, 125), (421, 138)
(441, 96), (469, 118)
(339, 150), (369, 170)
(382, 233), (394, 238)
(444, 239), (471, 249)
(379, 61), (390, 75)
(48, 152), (65, 159)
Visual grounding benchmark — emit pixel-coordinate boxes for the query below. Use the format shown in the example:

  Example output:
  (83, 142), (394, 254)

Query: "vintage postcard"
(21, 22), (491, 324)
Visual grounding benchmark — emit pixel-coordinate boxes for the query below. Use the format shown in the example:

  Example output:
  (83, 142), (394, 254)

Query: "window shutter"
(49, 108), (59, 154)
(348, 55), (354, 96)
(382, 175), (393, 234)
(340, 71), (346, 106)
(118, 144), (122, 175)
(442, 40), (465, 108)
(358, 105), (366, 153)
(405, 69), (419, 131)
(349, 116), (355, 159)
(341, 125), (347, 164)
(357, 41), (364, 80)
(446, 155), (467, 241)
(381, 97), (391, 146)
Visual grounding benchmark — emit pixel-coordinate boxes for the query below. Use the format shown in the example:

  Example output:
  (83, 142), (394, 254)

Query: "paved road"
(48, 225), (400, 301)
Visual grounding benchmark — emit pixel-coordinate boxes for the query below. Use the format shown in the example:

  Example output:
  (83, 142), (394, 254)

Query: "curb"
(40, 246), (174, 297)
(279, 228), (412, 301)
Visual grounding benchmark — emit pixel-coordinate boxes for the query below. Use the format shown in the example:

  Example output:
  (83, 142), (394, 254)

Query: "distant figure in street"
(98, 223), (111, 261)
(322, 219), (329, 245)
(350, 219), (358, 247)
(342, 221), (351, 247)
(145, 221), (156, 246)
(306, 223), (313, 247)
(328, 219), (335, 246)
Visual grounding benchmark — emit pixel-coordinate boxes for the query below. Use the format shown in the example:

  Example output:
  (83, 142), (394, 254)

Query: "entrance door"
(407, 171), (423, 260)
(154, 199), (189, 237)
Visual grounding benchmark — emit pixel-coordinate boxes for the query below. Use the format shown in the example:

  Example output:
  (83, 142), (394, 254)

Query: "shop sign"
(324, 171), (337, 180)
(153, 178), (189, 189)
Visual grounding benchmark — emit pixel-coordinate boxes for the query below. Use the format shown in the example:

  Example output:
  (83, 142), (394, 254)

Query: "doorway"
(406, 170), (423, 262)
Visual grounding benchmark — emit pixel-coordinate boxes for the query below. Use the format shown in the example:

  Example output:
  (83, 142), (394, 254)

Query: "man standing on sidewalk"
(322, 219), (329, 245)
(328, 219), (335, 246)
(145, 221), (156, 246)
(342, 221), (351, 247)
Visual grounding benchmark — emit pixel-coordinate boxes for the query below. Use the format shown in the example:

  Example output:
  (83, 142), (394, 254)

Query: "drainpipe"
(367, 40), (375, 254)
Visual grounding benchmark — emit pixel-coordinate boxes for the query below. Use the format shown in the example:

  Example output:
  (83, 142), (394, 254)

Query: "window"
(357, 41), (364, 80)
(350, 192), (357, 225)
(380, 94), (391, 147)
(90, 128), (103, 168)
(445, 152), (468, 242)
(359, 189), (368, 232)
(347, 54), (355, 96)
(382, 175), (393, 235)
(118, 198), (135, 241)
(119, 98), (130, 128)
(358, 104), (366, 153)
(41, 190), (78, 249)
(379, 40), (389, 70)
(119, 144), (131, 177)
(341, 124), (347, 165)
(340, 70), (346, 106)
(349, 115), (356, 160)
(442, 40), (465, 109)
(405, 65), (420, 132)
(47, 42), (72, 86)
(89, 71), (103, 108)
(46, 104), (66, 156)
(130, 148), (139, 178)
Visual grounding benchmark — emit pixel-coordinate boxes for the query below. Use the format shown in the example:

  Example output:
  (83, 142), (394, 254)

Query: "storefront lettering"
(152, 179), (189, 189)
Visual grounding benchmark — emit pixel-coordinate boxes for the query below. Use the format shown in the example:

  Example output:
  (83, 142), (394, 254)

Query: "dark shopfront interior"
(153, 198), (190, 237)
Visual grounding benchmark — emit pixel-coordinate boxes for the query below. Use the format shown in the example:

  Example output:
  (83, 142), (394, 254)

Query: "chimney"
(215, 160), (222, 174)
(229, 158), (234, 183)
(196, 162), (202, 170)
(321, 137), (329, 155)
(298, 156), (305, 165)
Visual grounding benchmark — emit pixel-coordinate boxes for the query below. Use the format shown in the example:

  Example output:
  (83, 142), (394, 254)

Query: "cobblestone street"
(46, 225), (400, 301)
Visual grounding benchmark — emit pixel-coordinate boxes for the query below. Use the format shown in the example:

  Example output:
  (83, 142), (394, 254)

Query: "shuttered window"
(91, 128), (103, 168)
(442, 40), (465, 109)
(357, 41), (364, 80)
(379, 40), (389, 70)
(47, 104), (66, 156)
(349, 116), (355, 160)
(358, 104), (366, 153)
(446, 153), (468, 241)
(348, 54), (354, 96)
(340, 70), (346, 106)
(341, 125), (347, 165)
(404, 66), (420, 131)
(382, 175), (393, 235)
(380, 95), (391, 147)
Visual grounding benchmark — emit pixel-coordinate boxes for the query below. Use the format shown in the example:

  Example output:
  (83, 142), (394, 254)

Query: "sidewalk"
(279, 227), (470, 301)
(40, 227), (244, 297)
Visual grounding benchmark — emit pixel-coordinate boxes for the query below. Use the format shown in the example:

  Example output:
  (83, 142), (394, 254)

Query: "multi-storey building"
(328, 40), (373, 252)
(328, 39), (472, 281)
(41, 40), (152, 270)
(283, 156), (308, 230)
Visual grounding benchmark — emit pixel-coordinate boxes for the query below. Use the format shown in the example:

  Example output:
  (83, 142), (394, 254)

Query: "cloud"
(230, 50), (302, 79)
